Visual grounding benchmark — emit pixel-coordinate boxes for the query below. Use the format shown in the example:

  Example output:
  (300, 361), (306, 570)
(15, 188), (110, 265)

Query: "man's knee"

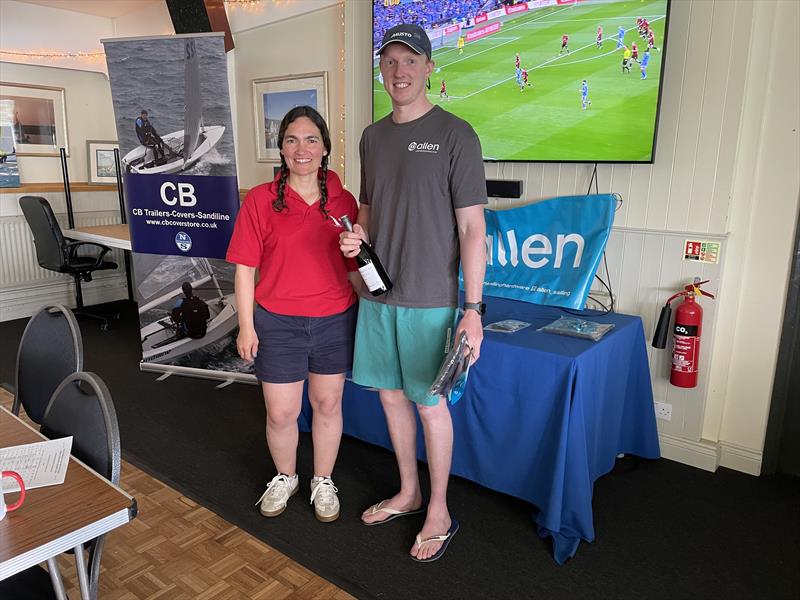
(379, 389), (408, 408)
(417, 399), (450, 423)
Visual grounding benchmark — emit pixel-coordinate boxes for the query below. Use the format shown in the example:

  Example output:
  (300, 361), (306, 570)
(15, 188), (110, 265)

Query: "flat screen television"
(372, 0), (671, 163)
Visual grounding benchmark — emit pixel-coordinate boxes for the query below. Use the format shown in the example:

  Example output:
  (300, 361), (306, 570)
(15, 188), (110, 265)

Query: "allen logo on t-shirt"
(407, 141), (440, 154)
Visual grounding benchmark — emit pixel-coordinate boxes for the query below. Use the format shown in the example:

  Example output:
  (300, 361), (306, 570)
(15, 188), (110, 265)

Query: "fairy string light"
(338, 0), (346, 177)
(0, 49), (104, 59)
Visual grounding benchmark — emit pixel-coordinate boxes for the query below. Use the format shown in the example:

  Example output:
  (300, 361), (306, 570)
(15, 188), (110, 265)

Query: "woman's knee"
(309, 394), (342, 417)
(266, 405), (301, 428)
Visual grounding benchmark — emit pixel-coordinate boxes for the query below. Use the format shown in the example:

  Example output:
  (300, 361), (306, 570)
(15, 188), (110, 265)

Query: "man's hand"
(339, 224), (368, 258)
(236, 327), (259, 362)
(456, 309), (483, 364)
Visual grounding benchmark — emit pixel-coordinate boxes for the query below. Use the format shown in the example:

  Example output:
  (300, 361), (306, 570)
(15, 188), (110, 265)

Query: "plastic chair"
(2, 304), (83, 424)
(40, 372), (122, 600)
(19, 195), (118, 329)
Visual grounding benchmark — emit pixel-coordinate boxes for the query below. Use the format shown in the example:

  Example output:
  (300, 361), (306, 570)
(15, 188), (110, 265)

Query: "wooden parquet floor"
(0, 390), (355, 600)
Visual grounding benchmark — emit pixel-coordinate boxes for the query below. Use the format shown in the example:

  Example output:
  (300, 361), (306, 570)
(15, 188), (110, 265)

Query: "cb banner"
(480, 194), (615, 309)
(103, 33), (239, 259)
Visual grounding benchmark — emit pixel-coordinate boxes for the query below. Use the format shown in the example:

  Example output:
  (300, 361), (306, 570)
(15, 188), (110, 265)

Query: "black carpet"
(2, 301), (798, 600)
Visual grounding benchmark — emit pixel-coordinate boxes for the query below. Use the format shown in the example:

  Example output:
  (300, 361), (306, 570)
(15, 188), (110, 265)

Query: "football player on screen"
(597, 25), (603, 49)
(640, 48), (651, 80)
(580, 79), (591, 109)
(522, 68), (532, 89)
(439, 79), (450, 101)
(560, 33), (570, 55)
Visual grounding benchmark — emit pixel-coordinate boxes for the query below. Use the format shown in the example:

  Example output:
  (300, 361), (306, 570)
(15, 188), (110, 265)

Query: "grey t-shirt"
(359, 106), (487, 308)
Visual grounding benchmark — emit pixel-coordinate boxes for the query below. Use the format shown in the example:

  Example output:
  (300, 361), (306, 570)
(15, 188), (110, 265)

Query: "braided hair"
(272, 105), (332, 218)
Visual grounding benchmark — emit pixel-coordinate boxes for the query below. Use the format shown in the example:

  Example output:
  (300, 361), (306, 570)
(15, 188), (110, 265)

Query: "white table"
(62, 224), (131, 251)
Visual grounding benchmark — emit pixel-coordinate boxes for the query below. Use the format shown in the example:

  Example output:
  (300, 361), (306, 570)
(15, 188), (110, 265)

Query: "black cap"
(378, 24), (432, 60)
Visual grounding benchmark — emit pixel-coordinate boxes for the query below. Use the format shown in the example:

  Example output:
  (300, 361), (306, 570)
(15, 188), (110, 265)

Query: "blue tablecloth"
(299, 296), (660, 564)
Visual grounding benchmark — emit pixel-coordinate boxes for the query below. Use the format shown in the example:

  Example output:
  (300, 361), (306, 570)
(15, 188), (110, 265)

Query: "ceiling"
(14, 0), (162, 19)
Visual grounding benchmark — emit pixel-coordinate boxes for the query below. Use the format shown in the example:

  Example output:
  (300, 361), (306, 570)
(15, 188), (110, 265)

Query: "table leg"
(46, 557), (68, 600)
(73, 542), (91, 600)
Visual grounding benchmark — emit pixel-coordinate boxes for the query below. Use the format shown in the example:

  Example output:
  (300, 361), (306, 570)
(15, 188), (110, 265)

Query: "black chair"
(1, 304), (83, 424)
(19, 196), (118, 329)
(43, 372), (122, 600)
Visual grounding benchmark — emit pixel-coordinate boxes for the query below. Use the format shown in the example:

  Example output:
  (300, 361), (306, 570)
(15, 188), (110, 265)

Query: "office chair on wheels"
(19, 196), (119, 330)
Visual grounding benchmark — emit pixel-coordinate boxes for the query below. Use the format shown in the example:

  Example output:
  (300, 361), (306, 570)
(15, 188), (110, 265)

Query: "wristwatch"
(463, 301), (486, 316)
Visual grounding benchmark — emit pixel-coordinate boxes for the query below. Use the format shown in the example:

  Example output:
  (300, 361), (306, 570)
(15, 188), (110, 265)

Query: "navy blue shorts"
(253, 303), (357, 383)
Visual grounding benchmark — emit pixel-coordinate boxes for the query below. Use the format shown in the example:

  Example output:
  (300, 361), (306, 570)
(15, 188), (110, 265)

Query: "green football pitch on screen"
(373, 0), (668, 163)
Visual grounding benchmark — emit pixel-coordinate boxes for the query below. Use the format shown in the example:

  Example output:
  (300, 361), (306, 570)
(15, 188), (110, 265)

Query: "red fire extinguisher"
(652, 278), (715, 388)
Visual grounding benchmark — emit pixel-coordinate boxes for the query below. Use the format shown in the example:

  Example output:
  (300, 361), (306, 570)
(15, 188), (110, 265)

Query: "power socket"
(654, 401), (672, 421)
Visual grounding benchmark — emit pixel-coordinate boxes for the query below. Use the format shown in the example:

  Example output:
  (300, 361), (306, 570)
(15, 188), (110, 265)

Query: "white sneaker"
(255, 473), (298, 517)
(310, 476), (340, 522)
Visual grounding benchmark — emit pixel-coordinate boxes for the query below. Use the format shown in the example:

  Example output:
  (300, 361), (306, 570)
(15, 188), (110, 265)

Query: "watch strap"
(463, 301), (485, 315)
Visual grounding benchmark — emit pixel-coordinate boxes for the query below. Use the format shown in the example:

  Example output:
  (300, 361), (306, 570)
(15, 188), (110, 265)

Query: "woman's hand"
(237, 327), (259, 362)
(339, 223), (368, 258)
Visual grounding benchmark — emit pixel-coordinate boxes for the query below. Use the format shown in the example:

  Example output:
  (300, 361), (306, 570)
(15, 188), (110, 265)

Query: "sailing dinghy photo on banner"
(103, 33), (239, 259)
(104, 33), (253, 383)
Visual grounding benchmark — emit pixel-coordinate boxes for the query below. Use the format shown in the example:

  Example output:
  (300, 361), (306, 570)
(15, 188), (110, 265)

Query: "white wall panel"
(688, 1), (734, 233)
(667, 0), (713, 232)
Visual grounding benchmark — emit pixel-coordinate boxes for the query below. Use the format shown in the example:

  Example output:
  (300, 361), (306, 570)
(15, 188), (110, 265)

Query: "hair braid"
(318, 156), (329, 218)
(273, 158), (289, 213)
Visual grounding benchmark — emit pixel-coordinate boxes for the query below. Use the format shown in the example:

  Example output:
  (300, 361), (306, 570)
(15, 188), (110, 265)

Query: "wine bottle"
(340, 215), (393, 296)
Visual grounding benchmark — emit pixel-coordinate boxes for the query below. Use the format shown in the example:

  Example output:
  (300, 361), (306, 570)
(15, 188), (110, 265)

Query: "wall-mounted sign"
(683, 240), (720, 264)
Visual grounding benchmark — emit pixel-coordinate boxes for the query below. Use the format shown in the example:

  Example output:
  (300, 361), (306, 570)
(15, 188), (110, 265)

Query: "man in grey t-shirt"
(340, 23), (487, 562)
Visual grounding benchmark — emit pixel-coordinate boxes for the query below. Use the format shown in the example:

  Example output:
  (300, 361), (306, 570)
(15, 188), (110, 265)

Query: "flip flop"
(410, 518), (460, 563)
(361, 500), (426, 526)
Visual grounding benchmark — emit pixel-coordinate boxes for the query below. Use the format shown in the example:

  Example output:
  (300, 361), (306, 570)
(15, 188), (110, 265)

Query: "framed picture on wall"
(0, 82), (69, 157)
(86, 140), (119, 184)
(252, 72), (328, 163)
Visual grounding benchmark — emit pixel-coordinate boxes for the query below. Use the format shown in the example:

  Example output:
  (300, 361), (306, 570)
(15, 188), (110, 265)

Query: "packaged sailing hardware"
(538, 316), (615, 341)
(484, 319), (531, 333)
(339, 215), (393, 296)
(427, 331), (473, 405)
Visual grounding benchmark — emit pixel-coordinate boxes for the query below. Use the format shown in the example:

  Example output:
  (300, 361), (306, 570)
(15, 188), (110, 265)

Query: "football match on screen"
(373, 0), (670, 163)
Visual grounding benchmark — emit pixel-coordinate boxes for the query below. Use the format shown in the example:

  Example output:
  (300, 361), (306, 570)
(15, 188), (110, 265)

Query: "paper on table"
(0, 436), (73, 492)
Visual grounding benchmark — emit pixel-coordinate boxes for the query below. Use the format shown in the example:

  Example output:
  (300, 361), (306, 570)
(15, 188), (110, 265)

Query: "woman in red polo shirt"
(227, 106), (358, 523)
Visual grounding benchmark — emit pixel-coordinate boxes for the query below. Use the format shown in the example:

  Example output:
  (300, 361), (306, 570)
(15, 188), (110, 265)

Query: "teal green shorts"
(352, 298), (459, 406)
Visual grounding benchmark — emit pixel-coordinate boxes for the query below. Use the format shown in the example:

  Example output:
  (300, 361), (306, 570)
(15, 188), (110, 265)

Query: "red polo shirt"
(226, 170), (358, 317)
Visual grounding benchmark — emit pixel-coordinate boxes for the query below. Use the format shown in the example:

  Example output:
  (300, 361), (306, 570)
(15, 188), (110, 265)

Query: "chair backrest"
(41, 372), (121, 486)
(41, 371), (121, 600)
(19, 195), (67, 272)
(12, 304), (83, 424)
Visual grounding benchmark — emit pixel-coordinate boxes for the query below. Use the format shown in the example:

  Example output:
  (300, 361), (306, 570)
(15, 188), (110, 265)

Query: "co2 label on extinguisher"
(673, 324), (698, 336)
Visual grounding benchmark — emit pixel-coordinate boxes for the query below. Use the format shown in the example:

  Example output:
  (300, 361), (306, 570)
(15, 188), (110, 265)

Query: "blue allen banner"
(103, 33), (239, 259)
(481, 194), (615, 310)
